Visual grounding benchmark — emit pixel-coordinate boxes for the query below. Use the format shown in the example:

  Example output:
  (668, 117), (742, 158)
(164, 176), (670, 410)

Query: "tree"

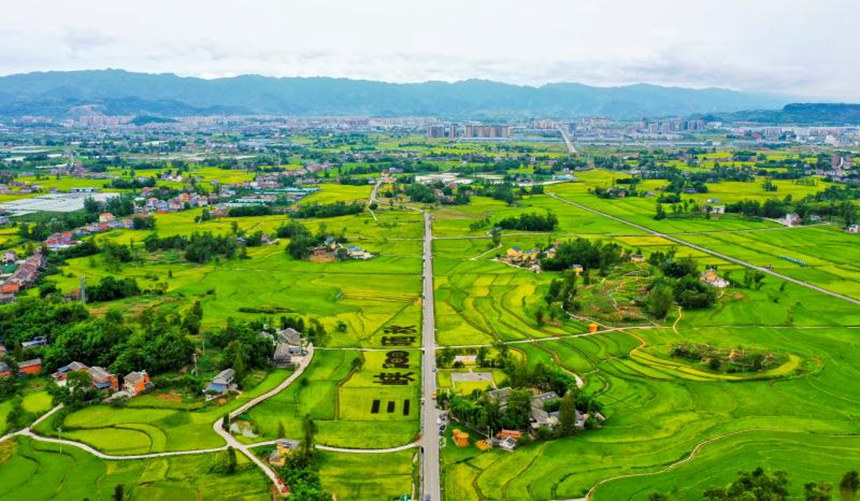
(277, 421), (286, 438)
(476, 346), (489, 367)
(654, 204), (667, 220)
(437, 347), (456, 368)
(647, 284), (675, 319)
(38, 281), (59, 298)
(805, 481), (833, 501)
(226, 446), (237, 474)
(490, 226), (502, 248)
(502, 390), (532, 430)
(303, 414), (316, 458)
(113, 484), (124, 501)
(704, 467), (789, 500)
(222, 413), (230, 431)
(841, 471), (859, 501)
(557, 392), (579, 437)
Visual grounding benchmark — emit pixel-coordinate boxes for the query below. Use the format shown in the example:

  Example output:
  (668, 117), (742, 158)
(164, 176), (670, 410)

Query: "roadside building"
(268, 439), (301, 467)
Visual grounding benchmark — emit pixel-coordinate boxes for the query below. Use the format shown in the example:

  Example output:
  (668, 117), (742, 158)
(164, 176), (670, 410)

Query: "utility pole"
(57, 427), (62, 455)
(79, 276), (86, 305)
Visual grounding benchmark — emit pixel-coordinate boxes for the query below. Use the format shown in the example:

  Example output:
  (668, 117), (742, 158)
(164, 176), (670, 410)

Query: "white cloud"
(0, 0), (856, 99)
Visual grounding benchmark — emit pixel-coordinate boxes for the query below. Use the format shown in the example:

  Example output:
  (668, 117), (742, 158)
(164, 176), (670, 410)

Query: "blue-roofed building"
(204, 368), (235, 398)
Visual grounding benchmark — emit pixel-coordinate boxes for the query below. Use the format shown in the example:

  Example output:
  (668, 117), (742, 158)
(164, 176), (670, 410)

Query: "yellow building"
(268, 438), (300, 467)
(452, 429), (470, 448)
(505, 247), (523, 259)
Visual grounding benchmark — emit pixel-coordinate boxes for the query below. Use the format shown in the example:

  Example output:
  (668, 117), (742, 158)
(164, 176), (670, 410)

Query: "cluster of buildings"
(204, 328), (308, 400)
(0, 342), (43, 377)
(138, 189), (211, 213)
(426, 124), (511, 139)
(811, 153), (857, 181)
(500, 246), (548, 272)
(51, 361), (153, 397)
(260, 327), (308, 369)
(637, 119), (707, 136)
(478, 387), (595, 452)
(0, 250), (46, 301)
(0, 181), (42, 195)
(309, 238), (375, 262)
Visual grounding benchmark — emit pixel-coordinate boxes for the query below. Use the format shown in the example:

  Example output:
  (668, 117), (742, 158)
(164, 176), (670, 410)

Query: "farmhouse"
(491, 430), (523, 452)
(345, 246), (374, 260)
(702, 268), (729, 288)
(273, 343), (295, 368)
(268, 438), (301, 467)
(270, 328), (306, 368)
(486, 387), (512, 409)
(491, 436), (517, 452)
(52, 361), (90, 384)
(277, 328), (302, 346)
(530, 391), (561, 430)
(847, 224), (859, 234)
(18, 358), (42, 375)
(22, 335), (48, 350)
(88, 366), (119, 391)
(123, 370), (154, 396)
(205, 368), (236, 396)
(782, 213), (802, 226)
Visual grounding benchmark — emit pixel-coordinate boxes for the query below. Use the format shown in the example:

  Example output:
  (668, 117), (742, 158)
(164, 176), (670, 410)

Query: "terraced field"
(434, 189), (860, 500)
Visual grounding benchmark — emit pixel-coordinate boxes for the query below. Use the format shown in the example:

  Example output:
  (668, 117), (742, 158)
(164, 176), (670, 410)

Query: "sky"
(1, 0), (857, 99)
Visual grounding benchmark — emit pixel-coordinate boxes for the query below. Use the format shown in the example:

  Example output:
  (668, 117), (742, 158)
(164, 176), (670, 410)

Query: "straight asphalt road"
(420, 210), (441, 500)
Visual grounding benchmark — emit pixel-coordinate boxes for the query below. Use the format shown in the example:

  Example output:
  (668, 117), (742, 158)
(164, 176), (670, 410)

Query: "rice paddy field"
(433, 184), (860, 500)
(0, 437), (270, 500)
(5, 185), (425, 500)
(1, 138), (858, 501)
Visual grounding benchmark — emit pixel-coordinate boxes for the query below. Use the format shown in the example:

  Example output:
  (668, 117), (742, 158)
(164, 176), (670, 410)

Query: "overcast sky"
(1, 0), (857, 99)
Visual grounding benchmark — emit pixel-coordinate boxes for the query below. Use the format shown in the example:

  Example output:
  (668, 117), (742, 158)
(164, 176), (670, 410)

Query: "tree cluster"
(291, 201), (364, 219)
(496, 211), (559, 232)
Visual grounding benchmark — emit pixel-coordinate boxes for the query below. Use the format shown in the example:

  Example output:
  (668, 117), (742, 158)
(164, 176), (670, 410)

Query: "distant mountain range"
(0, 69), (799, 120)
(697, 103), (860, 126)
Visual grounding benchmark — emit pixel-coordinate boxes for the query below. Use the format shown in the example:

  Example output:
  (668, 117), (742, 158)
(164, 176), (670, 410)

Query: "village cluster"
(0, 327), (308, 414)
